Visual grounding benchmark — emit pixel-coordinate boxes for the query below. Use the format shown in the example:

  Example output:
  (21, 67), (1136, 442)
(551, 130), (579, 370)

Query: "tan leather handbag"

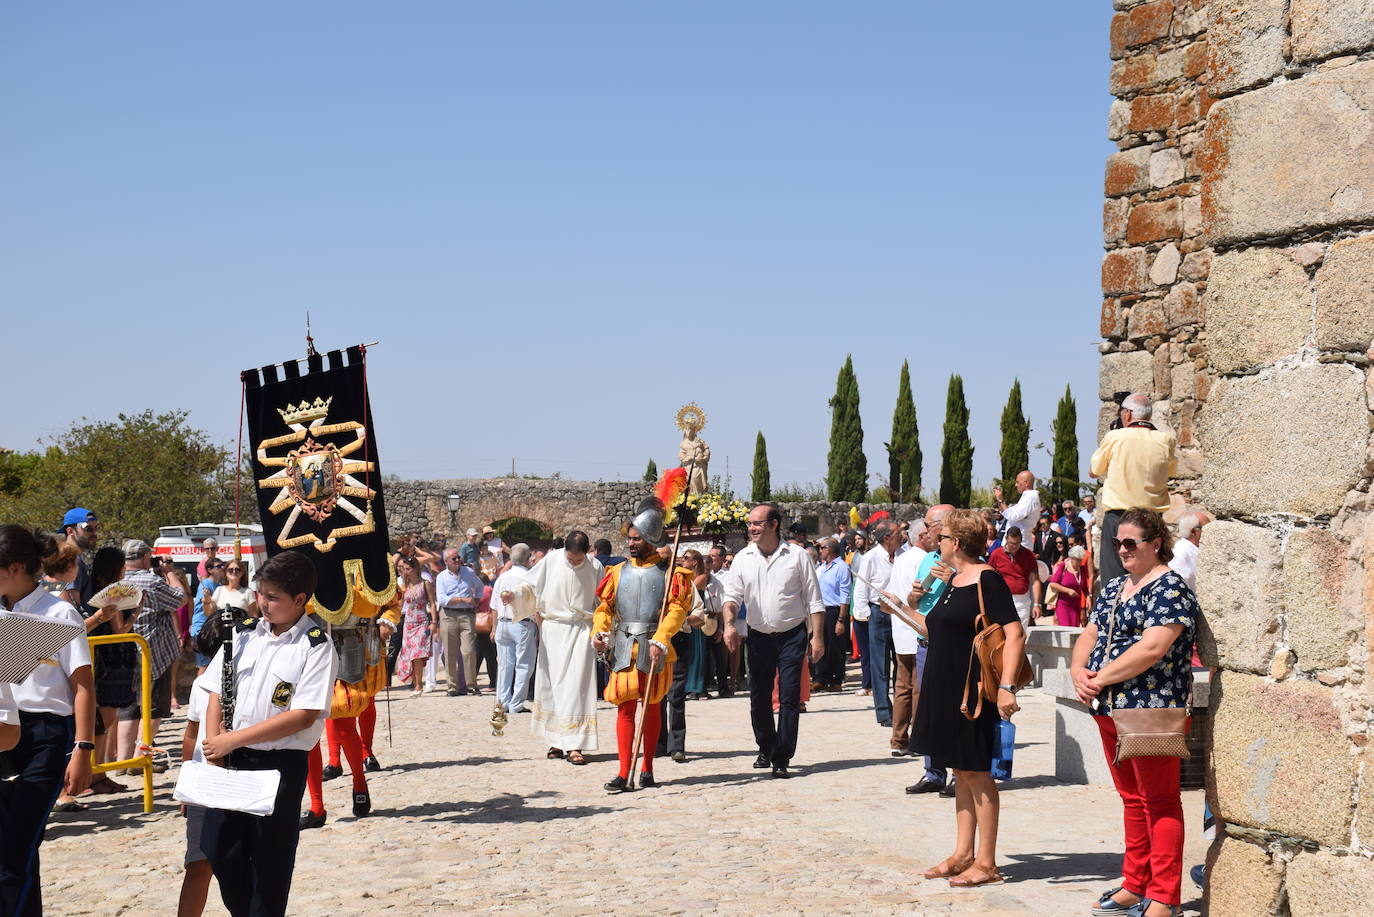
(960, 579), (1034, 721)
(1100, 589), (1190, 763)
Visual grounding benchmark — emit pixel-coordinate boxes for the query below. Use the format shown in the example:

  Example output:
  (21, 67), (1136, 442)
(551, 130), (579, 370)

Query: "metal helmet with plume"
(629, 496), (667, 546)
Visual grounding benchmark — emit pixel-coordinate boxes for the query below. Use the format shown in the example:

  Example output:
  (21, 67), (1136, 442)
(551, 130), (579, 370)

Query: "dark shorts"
(118, 667), (173, 722)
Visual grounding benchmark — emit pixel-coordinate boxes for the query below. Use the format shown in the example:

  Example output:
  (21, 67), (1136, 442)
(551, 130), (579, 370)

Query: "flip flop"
(566, 751), (587, 766)
(546, 748), (565, 759)
(54, 800), (89, 813)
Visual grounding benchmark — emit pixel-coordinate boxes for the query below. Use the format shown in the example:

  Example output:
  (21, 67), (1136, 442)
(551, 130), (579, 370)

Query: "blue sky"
(3, 3), (1113, 495)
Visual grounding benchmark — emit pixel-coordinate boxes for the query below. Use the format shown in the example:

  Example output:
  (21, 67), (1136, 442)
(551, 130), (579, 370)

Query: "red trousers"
(615, 671), (662, 779)
(1095, 715), (1186, 906)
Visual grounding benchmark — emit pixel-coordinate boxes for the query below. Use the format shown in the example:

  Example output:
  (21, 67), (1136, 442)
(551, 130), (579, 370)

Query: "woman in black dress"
(905, 509), (1026, 888)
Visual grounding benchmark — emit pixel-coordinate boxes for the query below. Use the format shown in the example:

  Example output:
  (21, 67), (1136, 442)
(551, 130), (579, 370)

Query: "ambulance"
(153, 522), (267, 592)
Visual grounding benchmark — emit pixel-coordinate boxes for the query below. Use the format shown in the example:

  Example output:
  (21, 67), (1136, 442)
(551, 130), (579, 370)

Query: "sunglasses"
(1111, 537), (1154, 551)
(77, 522), (98, 532)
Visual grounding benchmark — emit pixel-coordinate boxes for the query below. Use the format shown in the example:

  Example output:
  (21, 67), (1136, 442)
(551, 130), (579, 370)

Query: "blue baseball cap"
(61, 507), (97, 530)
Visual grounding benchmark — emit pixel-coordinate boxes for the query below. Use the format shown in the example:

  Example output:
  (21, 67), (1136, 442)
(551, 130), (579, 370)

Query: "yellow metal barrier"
(87, 633), (154, 813)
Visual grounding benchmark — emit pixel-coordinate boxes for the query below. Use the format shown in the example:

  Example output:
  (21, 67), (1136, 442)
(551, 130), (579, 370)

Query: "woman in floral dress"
(395, 555), (437, 696)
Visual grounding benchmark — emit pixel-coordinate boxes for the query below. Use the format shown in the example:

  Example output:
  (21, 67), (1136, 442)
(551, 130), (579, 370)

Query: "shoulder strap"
(961, 576), (987, 720)
(1098, 587), (1122, 713)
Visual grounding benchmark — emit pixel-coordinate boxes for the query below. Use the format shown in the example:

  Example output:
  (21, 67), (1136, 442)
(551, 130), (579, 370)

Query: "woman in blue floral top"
(1071, 508), (1197, 917)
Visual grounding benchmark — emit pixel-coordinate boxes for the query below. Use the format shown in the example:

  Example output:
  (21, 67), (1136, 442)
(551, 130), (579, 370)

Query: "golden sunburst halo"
(675, 402), (707, 434)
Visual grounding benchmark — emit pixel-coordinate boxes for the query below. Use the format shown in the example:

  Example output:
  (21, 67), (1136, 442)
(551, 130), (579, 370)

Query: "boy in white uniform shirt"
(200, 551), (335, 917)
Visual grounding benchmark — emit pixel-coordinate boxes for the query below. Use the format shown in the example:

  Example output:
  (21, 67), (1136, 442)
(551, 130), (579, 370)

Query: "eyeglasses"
(1111, 537), (1152, 551)
(77, 523), (98, 533)
(225, 566), (243, 573)
(938, 533), (956, 542)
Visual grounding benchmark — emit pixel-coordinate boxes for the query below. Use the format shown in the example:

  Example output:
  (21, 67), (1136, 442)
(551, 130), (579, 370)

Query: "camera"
(1109, 391), (1130, 430)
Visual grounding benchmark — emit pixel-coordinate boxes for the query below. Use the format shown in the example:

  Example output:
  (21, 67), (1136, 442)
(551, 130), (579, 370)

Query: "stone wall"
(385, 478), (922, 551)
(1101, 0), (1374, 909)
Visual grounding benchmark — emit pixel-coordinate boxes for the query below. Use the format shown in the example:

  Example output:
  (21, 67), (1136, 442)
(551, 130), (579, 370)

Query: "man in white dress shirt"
(722, 504), (825, 778)
(492, 544), (538, 714)
(1168, 511), (1209, 593)
(854, 520), (902, 727)
(993, 470), (1041, 542)
(880, 521), (927, 755)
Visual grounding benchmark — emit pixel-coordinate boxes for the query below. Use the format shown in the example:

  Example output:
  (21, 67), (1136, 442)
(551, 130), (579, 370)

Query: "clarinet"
(220, 603), (236, 730)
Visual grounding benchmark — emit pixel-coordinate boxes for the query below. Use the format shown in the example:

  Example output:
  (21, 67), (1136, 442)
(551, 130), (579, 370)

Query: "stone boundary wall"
(384, 477), (922, 550)
(1103, 1), (1374, 910)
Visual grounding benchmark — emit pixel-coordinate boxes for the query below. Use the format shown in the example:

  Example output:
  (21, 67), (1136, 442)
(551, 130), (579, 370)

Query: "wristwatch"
(74, 740), (96, 751)
(997, 685), (1017, 694)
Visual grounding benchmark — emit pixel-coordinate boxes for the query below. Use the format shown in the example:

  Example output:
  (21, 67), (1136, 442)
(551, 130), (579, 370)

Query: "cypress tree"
(751, 431), (771, 502)
(1051, 384), (1080, 504)
(998, 379), (1031, 493)
(826, 355), (867, 502)
(643, 458), (658, 483)
(939, 374), (974, 507)
(886, 360), (921, 502)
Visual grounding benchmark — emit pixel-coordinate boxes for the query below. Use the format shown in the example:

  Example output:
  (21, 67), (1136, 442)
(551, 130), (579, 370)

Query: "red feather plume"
(655, 467), (689, 509)
(865, 510), (890, 526)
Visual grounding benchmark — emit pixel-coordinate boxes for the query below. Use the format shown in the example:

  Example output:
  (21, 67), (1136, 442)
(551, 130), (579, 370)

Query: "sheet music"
(0, 611), (86, 684)
(850, 570), (928, 635)
(173, 759), (280, 816)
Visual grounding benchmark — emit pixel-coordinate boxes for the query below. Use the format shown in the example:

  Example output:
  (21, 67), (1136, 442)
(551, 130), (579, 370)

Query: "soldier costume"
(591, 498), (692, 792)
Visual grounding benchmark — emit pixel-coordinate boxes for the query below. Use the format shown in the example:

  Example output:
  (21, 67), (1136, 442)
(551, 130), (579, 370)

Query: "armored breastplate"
(616, 561), (666, 627)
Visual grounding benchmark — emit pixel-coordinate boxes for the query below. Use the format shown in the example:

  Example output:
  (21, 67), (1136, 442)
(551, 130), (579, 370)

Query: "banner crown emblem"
(277, 396), (333, 426)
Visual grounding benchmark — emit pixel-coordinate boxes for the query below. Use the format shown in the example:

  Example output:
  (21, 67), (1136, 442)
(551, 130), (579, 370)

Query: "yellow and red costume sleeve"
(594, 558), (692, 705)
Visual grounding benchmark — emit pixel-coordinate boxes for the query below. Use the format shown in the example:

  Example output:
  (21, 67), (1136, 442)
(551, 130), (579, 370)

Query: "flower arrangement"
(695, 492), (749, 532)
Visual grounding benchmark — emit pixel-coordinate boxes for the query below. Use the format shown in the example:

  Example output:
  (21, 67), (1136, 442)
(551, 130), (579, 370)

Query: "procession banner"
(242, 345), (396, 622)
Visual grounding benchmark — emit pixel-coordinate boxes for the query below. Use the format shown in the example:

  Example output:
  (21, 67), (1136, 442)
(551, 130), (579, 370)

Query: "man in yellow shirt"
(1089, 393), (1177, 584)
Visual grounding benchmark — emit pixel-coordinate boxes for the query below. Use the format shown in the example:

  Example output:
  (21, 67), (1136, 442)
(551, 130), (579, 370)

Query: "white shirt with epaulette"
(200, 611), (336, 752)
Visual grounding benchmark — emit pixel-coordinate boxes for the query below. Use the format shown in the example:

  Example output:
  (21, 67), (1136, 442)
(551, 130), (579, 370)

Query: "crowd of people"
(0, 390), (1205, 917)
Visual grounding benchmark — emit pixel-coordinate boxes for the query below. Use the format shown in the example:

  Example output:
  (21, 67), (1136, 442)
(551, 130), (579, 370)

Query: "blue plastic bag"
(991, 719), (1016, 781)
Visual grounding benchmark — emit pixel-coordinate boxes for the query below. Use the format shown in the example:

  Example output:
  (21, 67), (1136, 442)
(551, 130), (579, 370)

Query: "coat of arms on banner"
(256, 395), (376, 551)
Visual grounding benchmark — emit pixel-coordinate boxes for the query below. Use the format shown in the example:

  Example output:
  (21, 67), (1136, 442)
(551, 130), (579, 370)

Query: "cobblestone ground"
(46, 679), (1205, 916)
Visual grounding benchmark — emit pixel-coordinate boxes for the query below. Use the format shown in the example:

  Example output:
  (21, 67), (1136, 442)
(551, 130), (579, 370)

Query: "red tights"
(615, 672), (661, 778)
(306, 703), (376, 816)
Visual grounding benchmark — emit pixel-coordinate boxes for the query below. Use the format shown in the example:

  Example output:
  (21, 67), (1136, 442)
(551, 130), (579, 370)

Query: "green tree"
(0, 450), (43, 497)
(1051, 384), (1080, 503)
(939, 374), (974, 507)
(826, 355), (867, 501)
(643, 458), (658, 482)
(885, 360), (921, 502)
(998, 379), (1031, 493)
(0, 411), (234, 544)
(751, 431), (771, 502)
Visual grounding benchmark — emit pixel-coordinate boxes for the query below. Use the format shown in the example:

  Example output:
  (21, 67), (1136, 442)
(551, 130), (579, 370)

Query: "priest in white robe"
(526, 531), (604, 763)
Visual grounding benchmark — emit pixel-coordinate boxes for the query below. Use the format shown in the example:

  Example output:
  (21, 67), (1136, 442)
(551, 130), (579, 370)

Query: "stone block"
(1210, 672), (1355, 846)
(1105, 198), (1130, 243)
(1103, 248), (1149, 294)
(1106, 147), (1152, 196)
(1196, 521), (1283, 672)
(1108, 99), (1131, 141)
(1202, 61), (1374, 244)
(1287, 850), (1374, 916)
(1128, 199), (1182, 244)
(1207, 0), (1287, 95)
(1290, 0), (1374, 63)
(1317, 233), (1374, 352)
(1284, 527), (1358, 670)
(1206, 249), (1312, 372)
(1129, 91), (1178, 132)
(1149, 148), (1185, 188)
(1128, 296), (1166, 338)
(1203, 836), (1284, 917)
(1099, 350), (1155, 400)
(1181, 248), (1212, 281)
(1171, 361), (1196, 399)
(1164, 281), (1201, 329)
(1183, 195), (1203, 237)
(1183, 39), (1209, 78)
(1111, 0), (1174, 57)
(1149, 242), (1181, 285)
(1101, 298), (1128, 338)
(1200, 363), (1369, 516)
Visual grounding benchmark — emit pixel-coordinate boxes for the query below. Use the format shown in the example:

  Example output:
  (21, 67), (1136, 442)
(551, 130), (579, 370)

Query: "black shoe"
(320, 764), (343, 782)
(363, 755), (381, 773)
(940, 779), (957, 797)
(671, 750), (687, 764)
(878, 719), (893, 728)
(446, 688), (461, 697)
(604, 776), (630, 794)
(752, 753), (771, 769)
(905, 778), (945, 795)
(299, 810), (326, 830)
(352, 790), (371, 817)
(771, 765), (790, 779)
(639, 772), (657, 789)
